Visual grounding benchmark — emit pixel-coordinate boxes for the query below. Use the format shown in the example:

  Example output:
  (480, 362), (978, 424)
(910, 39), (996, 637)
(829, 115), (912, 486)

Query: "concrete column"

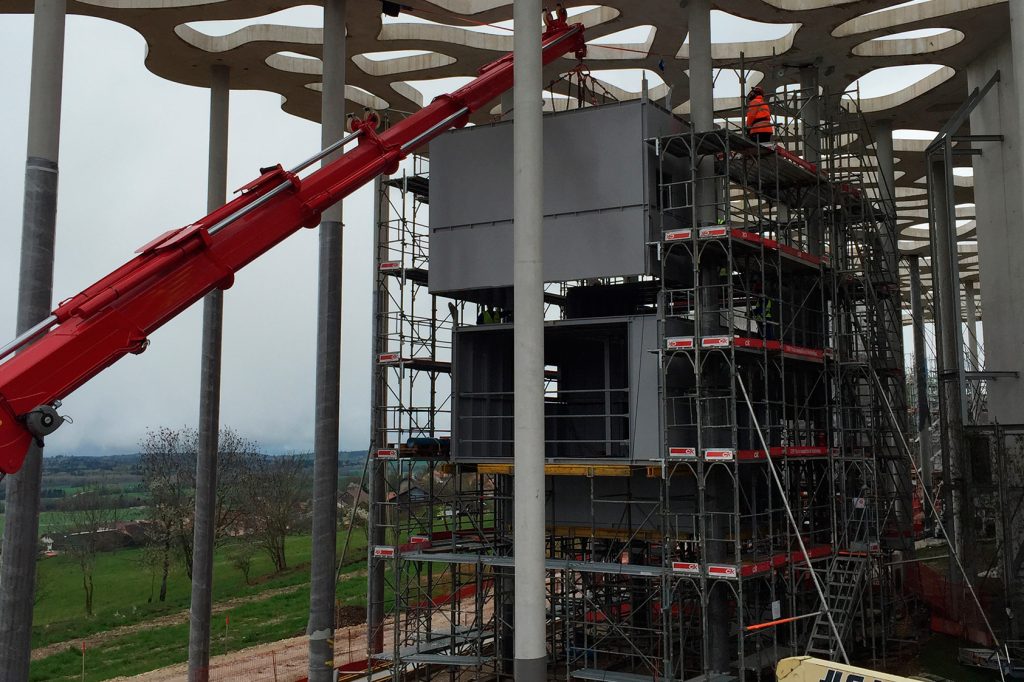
(512, 1), (546, 678)
(800, 66), (823, 256)
(308, 0), (345, 679)
(908, 257), (934, 515)
(688, 0), (712, 132)
(366, 175), (388, 657)
(873, 120), (899, 273)
(964, 282), (980, 371)
(187, 64), (229, 682)
(688, 0), (729, 673)
(1010, 3), (1024, 210)
(0, 2), (66, 676)
(928, 154), (972, 581)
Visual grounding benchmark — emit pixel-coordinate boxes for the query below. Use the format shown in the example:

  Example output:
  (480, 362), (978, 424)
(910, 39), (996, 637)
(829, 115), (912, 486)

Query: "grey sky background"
(1, 13), (376, 455)
(0, 7), (945, 456)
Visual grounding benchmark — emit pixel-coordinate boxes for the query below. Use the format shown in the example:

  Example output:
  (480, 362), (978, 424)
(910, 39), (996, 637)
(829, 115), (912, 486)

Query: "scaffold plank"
(475, 463), (634, 477)
(572, 669), (660, 682)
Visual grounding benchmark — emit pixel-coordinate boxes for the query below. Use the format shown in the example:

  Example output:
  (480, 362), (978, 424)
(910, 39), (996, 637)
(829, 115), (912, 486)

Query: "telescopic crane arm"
(0, 20), (586, 474)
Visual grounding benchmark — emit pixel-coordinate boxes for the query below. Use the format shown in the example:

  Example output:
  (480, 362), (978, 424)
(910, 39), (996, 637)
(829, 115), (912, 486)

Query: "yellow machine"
(777, 657), (921, 682)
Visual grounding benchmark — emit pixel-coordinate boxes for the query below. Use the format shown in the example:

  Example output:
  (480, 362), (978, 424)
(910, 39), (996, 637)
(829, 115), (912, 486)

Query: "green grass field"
(30, 529), (370, 681)
(0, 506), (149, 536)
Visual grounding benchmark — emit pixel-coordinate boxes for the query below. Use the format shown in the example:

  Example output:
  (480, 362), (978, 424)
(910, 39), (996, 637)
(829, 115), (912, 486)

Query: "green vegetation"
(30, 530), (369, 681)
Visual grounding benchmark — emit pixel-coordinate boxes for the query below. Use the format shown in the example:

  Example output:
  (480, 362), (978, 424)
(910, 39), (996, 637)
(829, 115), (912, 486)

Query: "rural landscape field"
(2, 433), (372, 681)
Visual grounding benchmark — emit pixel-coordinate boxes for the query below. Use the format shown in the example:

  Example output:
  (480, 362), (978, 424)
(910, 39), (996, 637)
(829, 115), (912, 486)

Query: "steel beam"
(908, 256), (934, 522)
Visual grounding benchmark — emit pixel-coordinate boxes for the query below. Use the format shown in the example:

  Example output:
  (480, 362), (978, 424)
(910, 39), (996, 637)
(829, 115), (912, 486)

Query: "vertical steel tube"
(0, 2), (66, 676)
(308, 1), (345, 679)
(188, 64), (230, 682)
(366, 174), (388, 657)
(908, 256), (934, 509)
(873, 121), (899, 273)
(929, 152), (971, 581)
(513, 1), (546, 678)
(964, 282), (980, 371)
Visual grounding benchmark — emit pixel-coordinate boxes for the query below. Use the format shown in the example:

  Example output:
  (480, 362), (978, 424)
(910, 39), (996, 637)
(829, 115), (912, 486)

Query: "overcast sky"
(1, 13), (377, 456)
(0, 7), (946, 456)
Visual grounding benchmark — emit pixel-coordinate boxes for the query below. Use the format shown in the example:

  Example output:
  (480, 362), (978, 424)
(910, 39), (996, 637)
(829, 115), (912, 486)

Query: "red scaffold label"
(783, 344), (825, 361)
(699, 226), (729, 239)
(706, 564), (738, 579)
(704, 449), (735, 462)
(379, 261), (402, 271)
(378, 353), (401, 364)
(666, 337), (695, 350)
(409, 535), (430, 544)
(669, 447), (697, 459)
(373, 546), (396, 558)
(672, 561), (701, 575)
(375, 448), (398, 459)
(701, 335), (732, 349)
(665, 228), (692, 241)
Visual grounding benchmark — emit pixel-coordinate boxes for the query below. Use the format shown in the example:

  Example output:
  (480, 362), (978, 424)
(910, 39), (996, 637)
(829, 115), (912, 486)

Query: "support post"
(0, 2), (66, 676)
(908, 256), (934, 520)
(188, 63), (230, 682)
(928, 152), (972, 583)
(308, 1), (346, 679)
(366, 174), (388, 657)
(873, 120), (899, 273)
(964, 282), (980, 371)
(688, 0), (729, 672)
(800, 65), (823, 256)
(513, 1), (546, 678)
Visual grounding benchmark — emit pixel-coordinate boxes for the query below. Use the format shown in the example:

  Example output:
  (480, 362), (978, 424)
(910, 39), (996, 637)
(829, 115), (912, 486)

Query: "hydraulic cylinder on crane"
(0, 19), (587, 474)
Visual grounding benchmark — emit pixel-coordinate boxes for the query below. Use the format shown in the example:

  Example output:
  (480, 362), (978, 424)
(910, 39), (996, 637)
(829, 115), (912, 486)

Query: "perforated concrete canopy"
(5, 0), (1008, 307)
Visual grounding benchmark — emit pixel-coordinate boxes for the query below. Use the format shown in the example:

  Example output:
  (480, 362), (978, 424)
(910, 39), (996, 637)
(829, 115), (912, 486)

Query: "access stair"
(804, 553), (869, 658)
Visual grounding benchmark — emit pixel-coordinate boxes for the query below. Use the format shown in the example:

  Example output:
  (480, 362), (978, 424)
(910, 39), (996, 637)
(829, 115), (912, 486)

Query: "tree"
(139, 426), (256, 598)
(228, 541), (257, 585)
(56, 489), (120, 616)
(243, 454), (310, 572)
(140, 427), (195, 598)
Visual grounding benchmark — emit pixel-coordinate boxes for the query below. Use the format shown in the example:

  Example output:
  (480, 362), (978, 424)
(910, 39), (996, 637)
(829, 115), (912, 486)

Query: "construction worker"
(753, 282), (777, 341)
(477, 305), (501, 325)
(746, 86), (774, 144)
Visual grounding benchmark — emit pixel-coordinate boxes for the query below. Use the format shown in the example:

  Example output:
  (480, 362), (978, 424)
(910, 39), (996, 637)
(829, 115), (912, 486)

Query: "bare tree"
(139, 426), (256, 597)
(56, 489), (120, 616)
(140, 427), (195, 596)
(243, 455), (310, 572)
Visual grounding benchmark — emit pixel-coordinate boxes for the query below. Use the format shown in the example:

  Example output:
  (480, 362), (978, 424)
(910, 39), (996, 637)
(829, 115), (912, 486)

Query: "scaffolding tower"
(365, 88), (915, 681)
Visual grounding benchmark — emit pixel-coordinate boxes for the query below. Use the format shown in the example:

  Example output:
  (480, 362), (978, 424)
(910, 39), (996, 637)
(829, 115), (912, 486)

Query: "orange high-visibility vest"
(747, 95), (773, 136)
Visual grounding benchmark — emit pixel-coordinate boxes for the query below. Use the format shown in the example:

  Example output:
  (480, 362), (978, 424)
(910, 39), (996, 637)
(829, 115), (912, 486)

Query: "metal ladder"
(805, 552), (869, 658)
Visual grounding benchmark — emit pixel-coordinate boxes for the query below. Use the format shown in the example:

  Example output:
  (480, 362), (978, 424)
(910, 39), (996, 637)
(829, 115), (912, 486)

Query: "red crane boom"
(0, 21), (587, 474)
